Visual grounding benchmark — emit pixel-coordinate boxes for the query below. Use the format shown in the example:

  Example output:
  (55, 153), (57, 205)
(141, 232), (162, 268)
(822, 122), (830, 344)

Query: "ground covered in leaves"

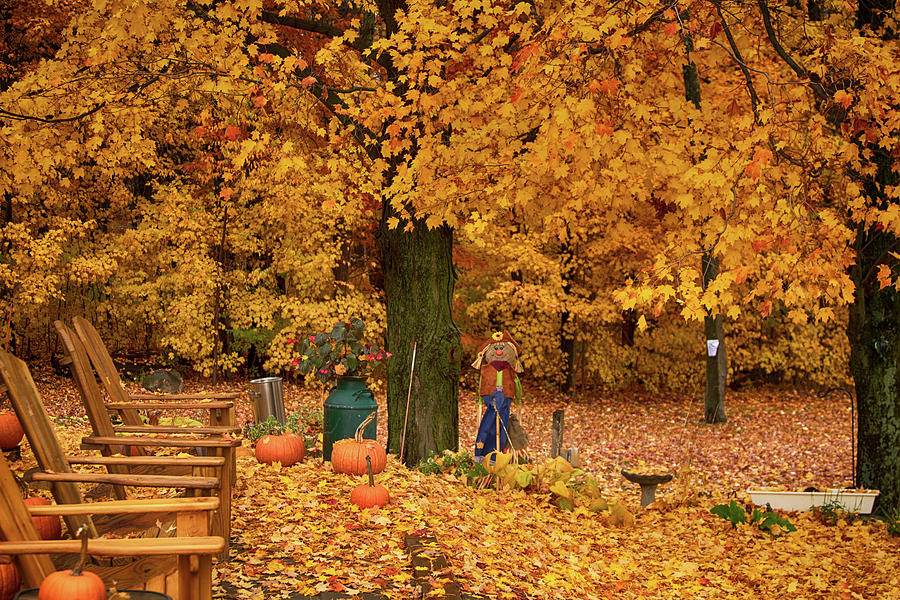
(16, 370), (900, 599)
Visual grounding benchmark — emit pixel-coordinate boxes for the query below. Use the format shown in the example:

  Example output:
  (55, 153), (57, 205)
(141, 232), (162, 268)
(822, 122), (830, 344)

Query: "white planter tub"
(747, 489), (879, 513)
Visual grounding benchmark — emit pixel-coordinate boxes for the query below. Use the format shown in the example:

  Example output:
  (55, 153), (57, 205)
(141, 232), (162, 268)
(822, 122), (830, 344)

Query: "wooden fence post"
(551, 409), (564, 458)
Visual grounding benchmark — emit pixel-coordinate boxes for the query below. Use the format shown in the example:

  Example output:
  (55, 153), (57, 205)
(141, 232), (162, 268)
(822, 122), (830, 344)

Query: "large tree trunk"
(848, 249), (900, 513)
(380, 212), (461, 467)
(848, 148), (900, 514)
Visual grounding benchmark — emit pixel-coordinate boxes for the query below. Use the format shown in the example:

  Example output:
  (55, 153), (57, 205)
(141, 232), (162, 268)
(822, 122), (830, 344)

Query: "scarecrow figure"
(472, 330), (523, 463)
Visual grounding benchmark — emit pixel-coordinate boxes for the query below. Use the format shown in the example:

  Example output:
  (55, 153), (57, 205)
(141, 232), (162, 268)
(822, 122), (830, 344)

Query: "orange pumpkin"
(255, 432), (305, 466)
(332, 412), (386, 475)
(117, 445), (141, 457)
(38, 528), (105, 600)
(350, 456), (390, 509)
(0, 556), (20, 600)
(0, 413), (23, 451)
(24, 497), (62, 540)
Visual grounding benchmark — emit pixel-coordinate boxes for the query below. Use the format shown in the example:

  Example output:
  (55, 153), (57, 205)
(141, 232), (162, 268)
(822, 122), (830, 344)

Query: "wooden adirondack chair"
(0, 350), (236, 556)
(54, 319), (241, 551)
(68, 316), (240, 433)
(0, 454), (224, 600)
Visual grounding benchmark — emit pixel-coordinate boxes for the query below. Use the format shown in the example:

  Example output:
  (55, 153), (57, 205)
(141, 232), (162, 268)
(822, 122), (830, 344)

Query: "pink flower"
(319, 368), (328, 374)
(375, 353), (383, 360)
(386, 352), (392, 357)
(309, 335), (316, 343)
(291, 357), (299, 366)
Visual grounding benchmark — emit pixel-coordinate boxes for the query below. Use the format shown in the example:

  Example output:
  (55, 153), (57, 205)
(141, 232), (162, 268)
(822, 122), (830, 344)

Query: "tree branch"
(258, 11), (387, 69)
(756, 0), (828, 100)
(259, 11), (344, 39)
(717, 5), (761, 123)
(0, 103), (105, 124)
(587, 1), (678, 56)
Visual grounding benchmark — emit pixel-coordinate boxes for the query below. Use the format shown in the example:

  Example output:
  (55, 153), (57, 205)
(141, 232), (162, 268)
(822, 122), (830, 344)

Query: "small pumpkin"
(0, 555), (21, 600)
(24, 497), (62, 540)
(117, 445), (140, 457)
(38, 527), (105, 600)
(255, 431), (305, 466)
(350, 456), (389, 509)
(0, 413), (24, 451)
(332, 412), (386, 475)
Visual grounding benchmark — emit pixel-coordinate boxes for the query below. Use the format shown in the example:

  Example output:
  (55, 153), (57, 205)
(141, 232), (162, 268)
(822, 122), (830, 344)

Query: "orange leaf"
(834, 89), (853, 109)
(224, 125), (241, 141)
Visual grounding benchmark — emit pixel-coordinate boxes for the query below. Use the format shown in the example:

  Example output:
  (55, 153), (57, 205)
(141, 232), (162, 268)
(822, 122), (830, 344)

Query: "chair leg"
(177, 554), (195, 600)
(209, 446), (233, 559)
(197, 555), (213, 600)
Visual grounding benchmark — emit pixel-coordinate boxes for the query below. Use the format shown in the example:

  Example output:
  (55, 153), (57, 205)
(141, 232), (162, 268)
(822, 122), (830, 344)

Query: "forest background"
(2, 0), (899, 507)
(0, 0), (852, 391)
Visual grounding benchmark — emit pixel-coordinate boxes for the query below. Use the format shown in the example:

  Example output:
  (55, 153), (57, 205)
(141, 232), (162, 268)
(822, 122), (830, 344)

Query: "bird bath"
(622, 470), (674, 507)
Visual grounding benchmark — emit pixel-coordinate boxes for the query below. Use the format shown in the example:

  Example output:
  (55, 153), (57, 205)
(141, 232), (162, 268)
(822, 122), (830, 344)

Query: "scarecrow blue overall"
(473, 331), (523, 463)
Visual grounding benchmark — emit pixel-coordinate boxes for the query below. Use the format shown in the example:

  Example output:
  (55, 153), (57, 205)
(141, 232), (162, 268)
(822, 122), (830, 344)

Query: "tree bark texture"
(848, 148), (900, 514)
(844, 0), (899, 517)
(702, 253), (727, 424)
(848, 246), (900, 513)
(379, 213), (461, 467)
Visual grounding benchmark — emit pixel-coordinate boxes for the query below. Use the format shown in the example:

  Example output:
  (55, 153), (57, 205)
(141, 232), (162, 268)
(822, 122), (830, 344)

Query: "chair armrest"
(0, 537), (225, 556)
(113, 425), (241, 435)
(83, 435), (241, 448)
(106, 401), (233, 410)
(129, 392), (241, 400)
(26, 496), (219, 516)
(27, 472), (219, 490)
(67, 456), (226, 468)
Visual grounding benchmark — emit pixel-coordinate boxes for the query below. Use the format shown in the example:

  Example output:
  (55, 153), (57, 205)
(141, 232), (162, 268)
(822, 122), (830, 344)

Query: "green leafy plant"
(711, 500), (795, 535)
(285, 407), (323, 436)
(416, 450), (488, 482)
(884, 504), (900, 536)
(246, 414), (308, 444)
(287, 319), (391, 384)
(810, 500), (859, 526)
(229, 325), (280, 377)
(750, 508), (796, 535)
(711, 500), (747, 527)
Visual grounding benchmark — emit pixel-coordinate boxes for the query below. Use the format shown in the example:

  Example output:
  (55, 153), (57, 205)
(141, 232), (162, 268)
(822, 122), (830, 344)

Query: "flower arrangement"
(287, 319), (391, 384)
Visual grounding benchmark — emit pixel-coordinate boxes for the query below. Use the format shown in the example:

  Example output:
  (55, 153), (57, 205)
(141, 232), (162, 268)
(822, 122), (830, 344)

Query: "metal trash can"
(323, 376), (377, 461)
(249, 376), (286, 425)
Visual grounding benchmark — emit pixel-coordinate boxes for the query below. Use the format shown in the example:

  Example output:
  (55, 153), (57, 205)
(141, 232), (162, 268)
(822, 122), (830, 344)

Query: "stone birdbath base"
(621, 470), (674, 507)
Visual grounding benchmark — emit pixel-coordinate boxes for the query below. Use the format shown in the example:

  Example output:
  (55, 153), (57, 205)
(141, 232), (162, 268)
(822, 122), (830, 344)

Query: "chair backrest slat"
(72, 316), (143, 426)
(0, 454), (54, 586)
(0, 350), (97, 538)
(54, 320), (116, 438)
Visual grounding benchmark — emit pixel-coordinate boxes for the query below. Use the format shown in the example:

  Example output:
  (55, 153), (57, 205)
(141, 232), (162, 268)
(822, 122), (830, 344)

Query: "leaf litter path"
(26, 370), (900, 599)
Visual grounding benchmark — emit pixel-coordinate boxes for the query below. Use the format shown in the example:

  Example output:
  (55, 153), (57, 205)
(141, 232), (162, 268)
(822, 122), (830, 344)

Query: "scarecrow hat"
(475, 330), (520, 357)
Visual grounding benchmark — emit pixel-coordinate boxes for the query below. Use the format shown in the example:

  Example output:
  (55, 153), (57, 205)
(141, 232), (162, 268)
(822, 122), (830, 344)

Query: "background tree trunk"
(683, 31), (728, 424)
(380, 210), (461, 467)
(702, 252), (727, 424)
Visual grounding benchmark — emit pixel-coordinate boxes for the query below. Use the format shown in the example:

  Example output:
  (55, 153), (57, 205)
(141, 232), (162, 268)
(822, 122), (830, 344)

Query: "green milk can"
(323, 376), (378, 461)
